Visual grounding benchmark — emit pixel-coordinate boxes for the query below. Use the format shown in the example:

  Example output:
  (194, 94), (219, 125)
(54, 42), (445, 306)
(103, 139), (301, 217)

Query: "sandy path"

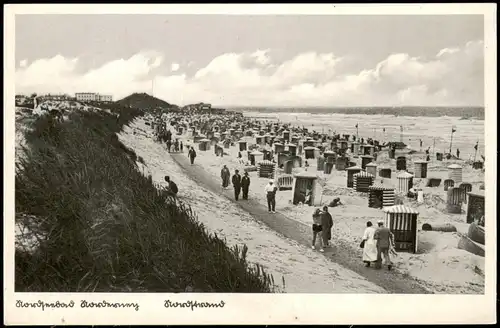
(169, 151), (431, 294)
(175, 129), (483, 294)
(119, 121), (386, 293)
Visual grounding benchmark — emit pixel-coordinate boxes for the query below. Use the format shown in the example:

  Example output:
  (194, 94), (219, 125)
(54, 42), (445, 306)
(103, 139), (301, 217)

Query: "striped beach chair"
(446, 187), (463, 214)
(443, 179), (455, 191)
(277, 174), (294, 191)
(459, 183), (473, 203)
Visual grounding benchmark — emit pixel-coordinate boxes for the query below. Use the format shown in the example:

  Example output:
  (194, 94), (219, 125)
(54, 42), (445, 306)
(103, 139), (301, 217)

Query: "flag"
(474, 142), (478, 151)
(355, 123), (358, 129)
(452, 127), (457, 133)
(383, 128), (386, 133)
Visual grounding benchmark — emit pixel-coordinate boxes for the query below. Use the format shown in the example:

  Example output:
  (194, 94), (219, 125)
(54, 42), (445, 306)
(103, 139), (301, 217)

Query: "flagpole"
(449, 128), (454, 154)
(474, 141), (478, 162)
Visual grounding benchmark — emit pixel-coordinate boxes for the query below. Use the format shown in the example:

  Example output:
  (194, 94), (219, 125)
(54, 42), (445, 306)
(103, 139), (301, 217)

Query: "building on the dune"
(16, 93), (74, 107)
(15, 95), (32, 106)
(201, 103), (212, 111)
(183, 102), (213, 112)
(75, 92), (113, 102)
(38, 94), (75, 102)
(98, 94), (113, 102)
(75, 92), (99, 102)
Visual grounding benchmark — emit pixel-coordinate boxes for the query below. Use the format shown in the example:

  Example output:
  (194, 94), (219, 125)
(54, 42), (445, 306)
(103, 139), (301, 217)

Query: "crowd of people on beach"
(146, 109), (482, 272)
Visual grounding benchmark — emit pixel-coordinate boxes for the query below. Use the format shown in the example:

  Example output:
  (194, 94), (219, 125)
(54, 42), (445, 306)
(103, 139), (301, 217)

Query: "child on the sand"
(329, 197), (342, 207)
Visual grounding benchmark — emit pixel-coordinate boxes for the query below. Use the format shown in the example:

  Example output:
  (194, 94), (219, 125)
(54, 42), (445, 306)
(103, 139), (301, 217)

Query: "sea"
(240, 111), (485, 161)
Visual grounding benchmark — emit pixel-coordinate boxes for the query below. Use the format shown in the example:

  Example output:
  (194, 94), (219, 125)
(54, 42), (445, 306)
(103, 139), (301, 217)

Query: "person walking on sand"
(456, 148), (460, 159)
(374, 220), (395, 270)
(321, 206), (333, 248)
(221, 165), (231, 189)
(361, 221), (377, 267)
(241, 171), (251, 200)
(265, 179), (278, 213)
(188, 147), (197, 165)
(232, 169), (242, 201)
(166, 139), (172, 152)
(311, 208), (325, 252)
(180, 141), (183, 152)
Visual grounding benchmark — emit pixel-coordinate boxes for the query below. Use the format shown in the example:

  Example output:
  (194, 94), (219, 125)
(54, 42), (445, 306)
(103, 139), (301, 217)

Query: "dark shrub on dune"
(15, 106), (276, 292)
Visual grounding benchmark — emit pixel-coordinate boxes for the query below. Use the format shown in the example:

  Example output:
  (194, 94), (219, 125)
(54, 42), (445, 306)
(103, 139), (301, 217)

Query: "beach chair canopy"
(383, 205), (419, 214)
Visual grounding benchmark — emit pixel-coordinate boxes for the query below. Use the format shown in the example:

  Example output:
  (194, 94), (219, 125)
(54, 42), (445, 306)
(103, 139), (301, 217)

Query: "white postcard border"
(4, 4), (497, 325)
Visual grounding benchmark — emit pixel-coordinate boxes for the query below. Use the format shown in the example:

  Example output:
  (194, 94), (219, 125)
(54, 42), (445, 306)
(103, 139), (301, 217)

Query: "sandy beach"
(151, 116), (486, 294)
(118, 120), (388, 293)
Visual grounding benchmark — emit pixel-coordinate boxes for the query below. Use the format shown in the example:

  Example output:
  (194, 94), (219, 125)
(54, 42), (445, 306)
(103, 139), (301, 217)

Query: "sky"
(15, 14), (484, 107)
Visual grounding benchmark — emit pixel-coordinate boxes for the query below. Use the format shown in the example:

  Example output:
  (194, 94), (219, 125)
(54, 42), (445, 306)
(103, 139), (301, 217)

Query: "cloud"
(15, 40), (483, 107)
(171, 63), (180, 72)
(19, 59), (28, 68)
(16, 51), (163, 97)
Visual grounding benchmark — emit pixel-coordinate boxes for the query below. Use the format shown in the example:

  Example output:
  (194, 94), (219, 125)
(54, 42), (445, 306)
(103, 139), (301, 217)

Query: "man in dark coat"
(221, 165), (231, 189)
(188, 147), (197, 165)
(320, 206), (333, 247)
(232, 170), (242, 201)
(374, 220), (395, 270)
(241, 172), (251, 200)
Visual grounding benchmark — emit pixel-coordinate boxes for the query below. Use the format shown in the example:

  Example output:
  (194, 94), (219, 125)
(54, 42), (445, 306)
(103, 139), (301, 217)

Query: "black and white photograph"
(4, 4), (496, 325)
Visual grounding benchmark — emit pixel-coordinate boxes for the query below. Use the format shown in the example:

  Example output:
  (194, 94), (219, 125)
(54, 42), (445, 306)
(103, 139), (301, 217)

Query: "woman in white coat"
(361, 221), (377, 267)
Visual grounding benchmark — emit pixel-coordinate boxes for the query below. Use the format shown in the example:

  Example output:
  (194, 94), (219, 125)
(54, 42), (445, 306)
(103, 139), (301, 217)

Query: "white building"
(75, 92), (99, 102)
(75, 93), (112, 102)
(201, 103), (212, 110)
(98, 94), (113, 102)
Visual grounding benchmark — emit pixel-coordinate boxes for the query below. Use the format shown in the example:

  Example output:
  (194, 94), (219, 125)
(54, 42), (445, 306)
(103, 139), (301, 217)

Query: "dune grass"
(15, 105), (277, 292)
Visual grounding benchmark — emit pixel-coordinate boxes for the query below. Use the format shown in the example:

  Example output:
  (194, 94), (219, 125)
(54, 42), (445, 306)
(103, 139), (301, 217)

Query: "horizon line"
(15, 92), (484, 109)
